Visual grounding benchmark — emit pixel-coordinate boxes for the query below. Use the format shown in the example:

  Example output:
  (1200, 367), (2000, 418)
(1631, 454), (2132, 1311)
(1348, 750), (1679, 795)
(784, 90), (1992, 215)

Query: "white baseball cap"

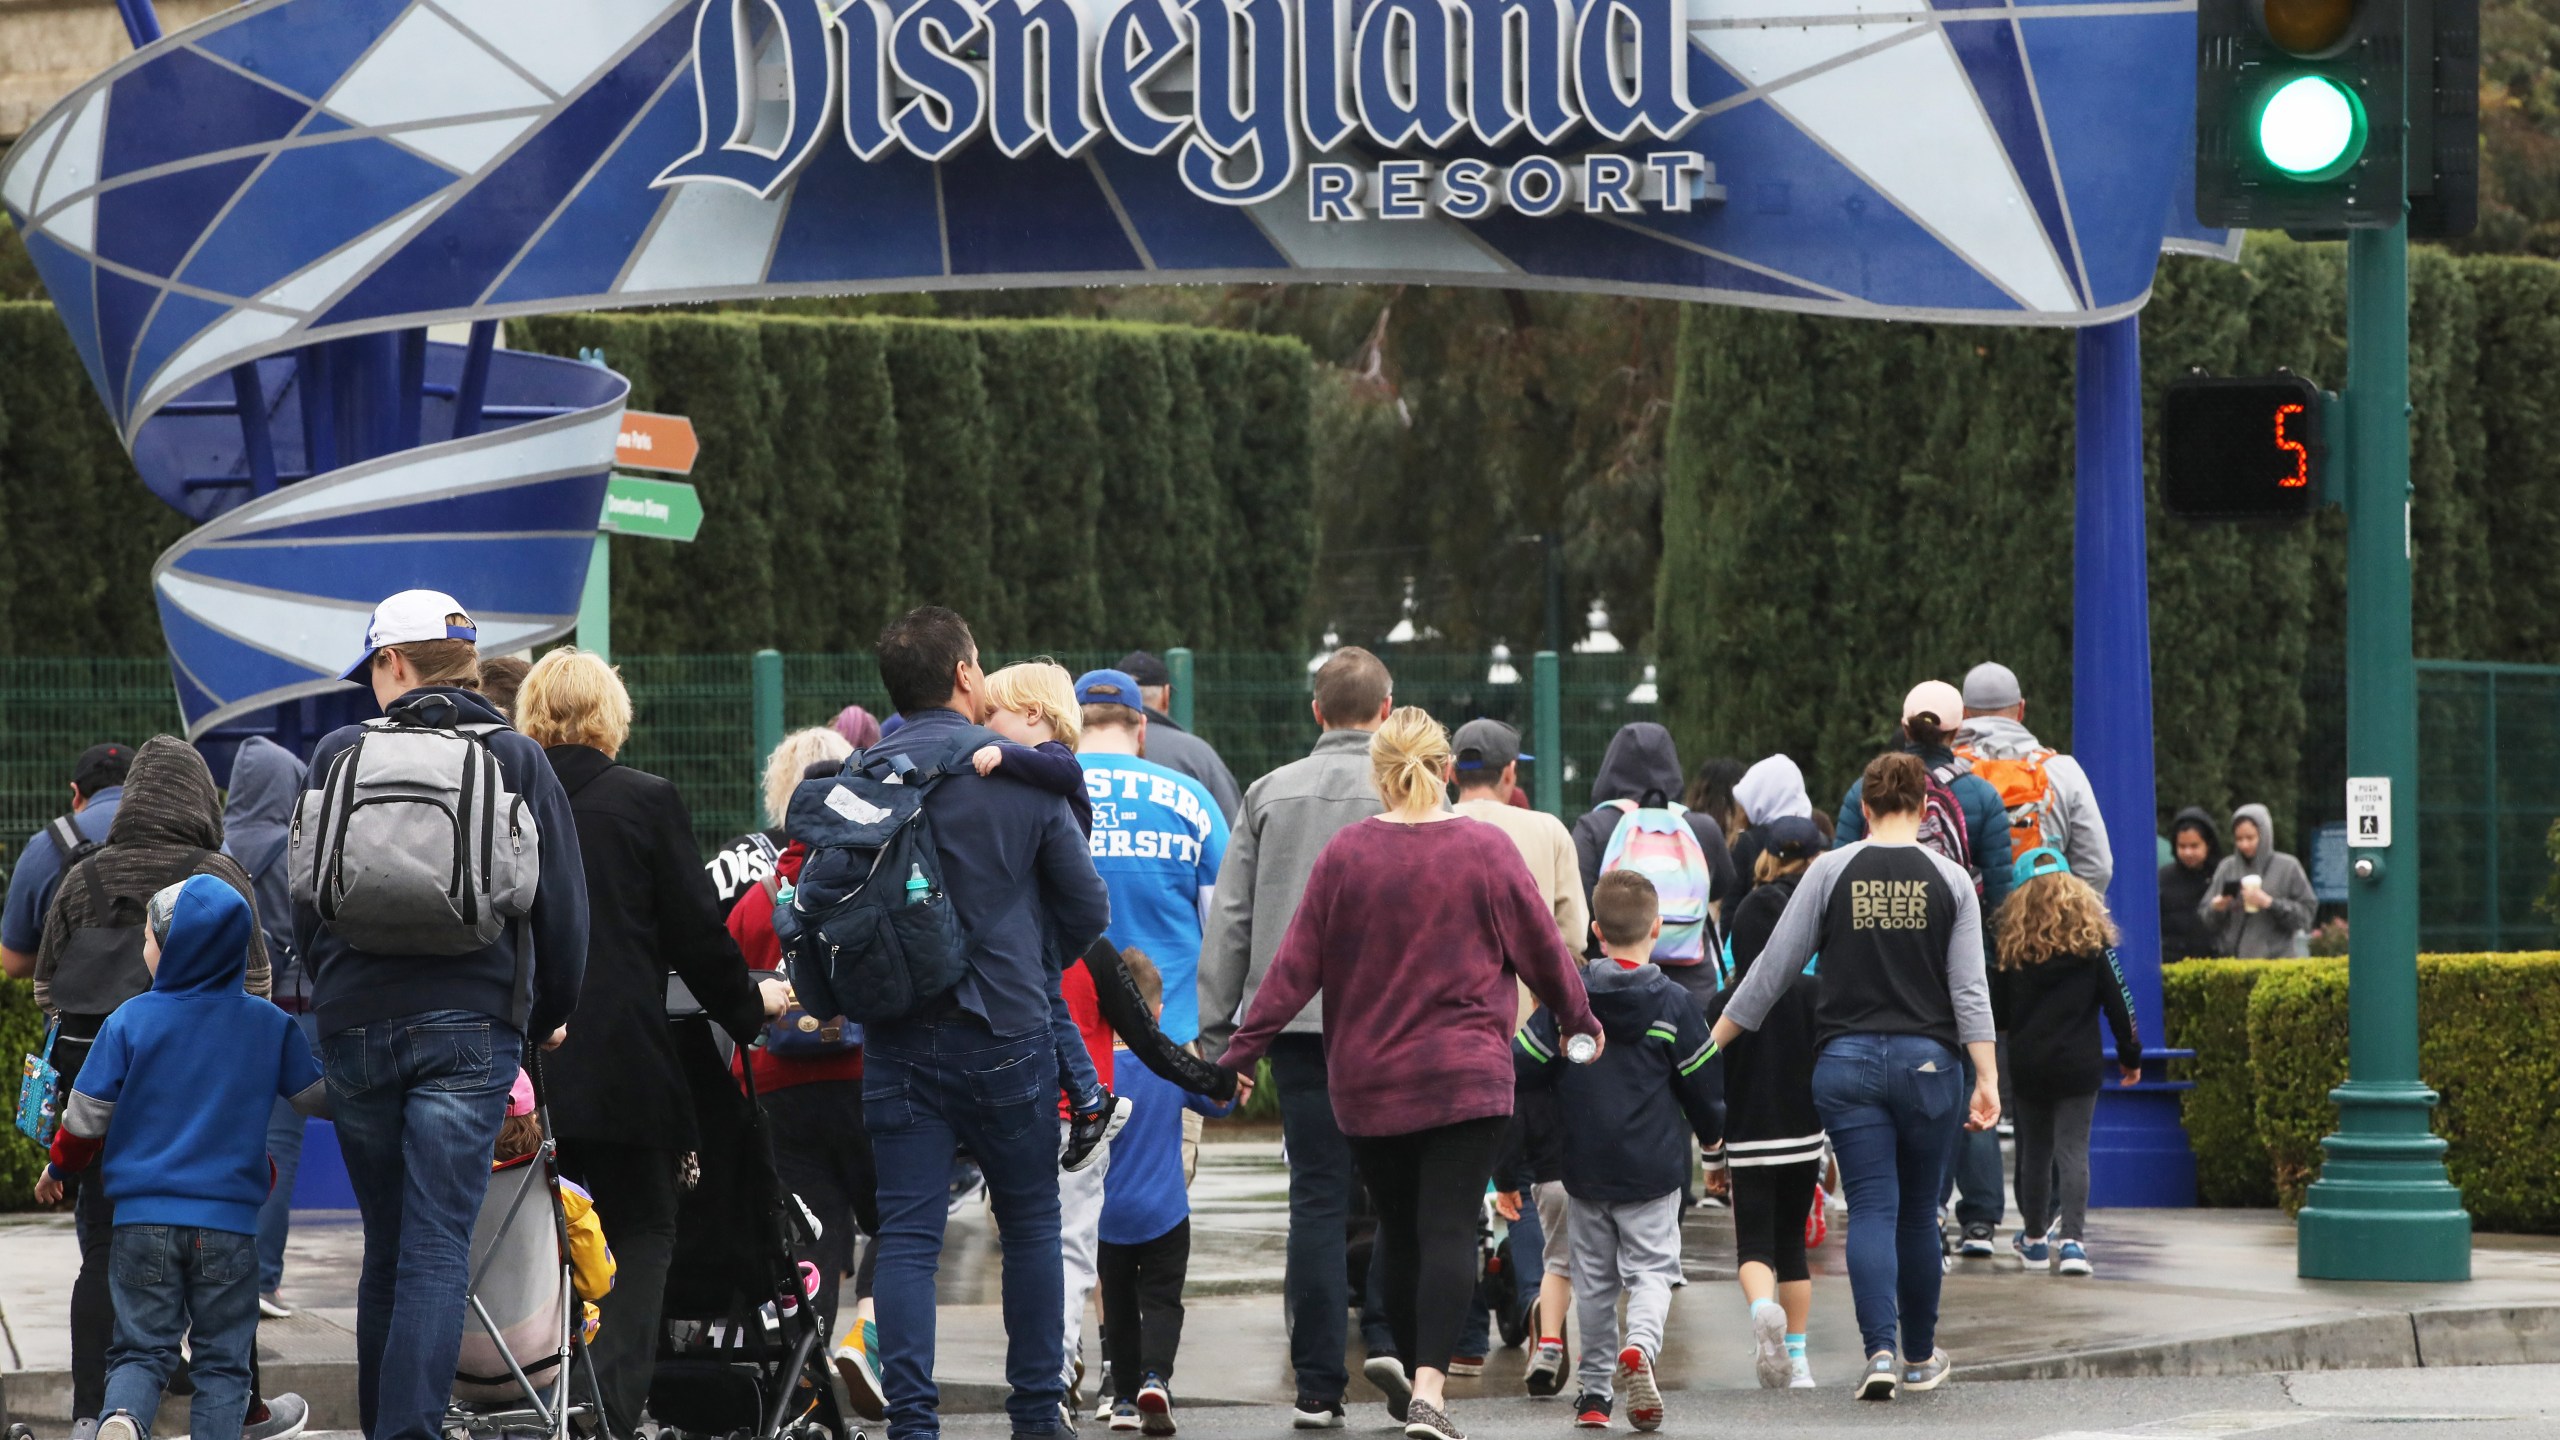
(343, 589), (477, 679)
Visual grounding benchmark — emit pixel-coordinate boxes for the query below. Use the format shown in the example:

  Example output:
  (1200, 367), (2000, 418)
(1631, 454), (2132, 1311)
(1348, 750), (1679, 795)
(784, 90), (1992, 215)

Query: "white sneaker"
(98, 1414), (143, 1440)
(258, 1292), (293, 1320)
(1749, 1301), (1790, 1389)
(1788, 1355), (1815, 1389)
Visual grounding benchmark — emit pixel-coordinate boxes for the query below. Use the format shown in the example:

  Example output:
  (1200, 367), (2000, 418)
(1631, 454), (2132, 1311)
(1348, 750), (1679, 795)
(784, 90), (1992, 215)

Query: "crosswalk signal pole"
(2294, 204), (2471, 1285)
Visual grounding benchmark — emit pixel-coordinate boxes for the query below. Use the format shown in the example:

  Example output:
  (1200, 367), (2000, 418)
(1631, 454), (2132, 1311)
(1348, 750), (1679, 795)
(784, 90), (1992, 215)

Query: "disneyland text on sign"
(659, 0), (1721, 219)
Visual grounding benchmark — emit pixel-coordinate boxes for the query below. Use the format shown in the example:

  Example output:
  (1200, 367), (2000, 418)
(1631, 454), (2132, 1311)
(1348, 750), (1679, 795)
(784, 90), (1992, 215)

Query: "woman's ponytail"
(1370, 706), (1453, 817)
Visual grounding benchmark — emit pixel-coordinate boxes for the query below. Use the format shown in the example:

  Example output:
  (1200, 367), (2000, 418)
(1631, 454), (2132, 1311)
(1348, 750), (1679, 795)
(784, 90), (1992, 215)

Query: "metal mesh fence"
(12, 653), (2558, 953)
(0, 660), (185, 871)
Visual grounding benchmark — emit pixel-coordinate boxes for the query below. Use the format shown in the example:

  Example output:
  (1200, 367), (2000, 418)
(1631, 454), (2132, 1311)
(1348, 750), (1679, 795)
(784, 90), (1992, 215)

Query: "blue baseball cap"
(2013, 846), (2070, 884)
(1075, 669), (1145, 709)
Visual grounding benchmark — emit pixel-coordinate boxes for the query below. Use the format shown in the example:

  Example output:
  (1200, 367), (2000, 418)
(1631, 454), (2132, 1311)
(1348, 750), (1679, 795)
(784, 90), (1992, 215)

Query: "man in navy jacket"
(296, 590), (588, 1440)
(862, 606), (1112, 1440)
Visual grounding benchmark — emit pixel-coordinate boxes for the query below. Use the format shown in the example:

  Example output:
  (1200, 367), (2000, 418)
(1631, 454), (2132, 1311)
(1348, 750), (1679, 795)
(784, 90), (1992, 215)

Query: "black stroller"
(646, 1040), (849, 1440)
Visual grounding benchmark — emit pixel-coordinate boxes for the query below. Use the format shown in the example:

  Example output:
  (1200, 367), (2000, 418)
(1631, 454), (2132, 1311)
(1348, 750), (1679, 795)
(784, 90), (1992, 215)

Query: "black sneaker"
(1957, 1223), (1996, 1258)
(1291, 1397), (1346, 1430)
(1572, 1394), (1612, 1429)
(1062, 1092), (1134, 1173)
(1364, 1355), (1413, 1423)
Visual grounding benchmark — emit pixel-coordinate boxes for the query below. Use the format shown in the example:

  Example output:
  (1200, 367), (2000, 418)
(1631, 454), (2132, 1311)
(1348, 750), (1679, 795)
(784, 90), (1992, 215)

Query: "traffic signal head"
(2194, 0), (2404, 229)
(2161, 375), (2327, 521)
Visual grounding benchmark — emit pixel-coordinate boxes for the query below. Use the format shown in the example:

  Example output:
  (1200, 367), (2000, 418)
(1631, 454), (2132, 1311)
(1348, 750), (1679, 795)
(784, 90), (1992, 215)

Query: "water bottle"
(1564, 1033), (1599, 1064)
(905, 863), (930, 905)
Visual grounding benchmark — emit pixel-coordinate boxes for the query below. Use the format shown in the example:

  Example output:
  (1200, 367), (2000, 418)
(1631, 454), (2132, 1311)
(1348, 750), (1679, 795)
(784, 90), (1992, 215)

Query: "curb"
(1961, 1302), (2560, 1381)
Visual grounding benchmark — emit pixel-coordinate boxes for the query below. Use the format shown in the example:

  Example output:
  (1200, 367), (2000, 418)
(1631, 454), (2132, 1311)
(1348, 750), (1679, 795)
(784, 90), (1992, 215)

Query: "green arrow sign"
(600, 473), (703, 542)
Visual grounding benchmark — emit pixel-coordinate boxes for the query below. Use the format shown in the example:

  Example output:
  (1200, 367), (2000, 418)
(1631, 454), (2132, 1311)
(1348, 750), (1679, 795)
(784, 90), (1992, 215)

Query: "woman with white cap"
(1834, 681), (2014, 917)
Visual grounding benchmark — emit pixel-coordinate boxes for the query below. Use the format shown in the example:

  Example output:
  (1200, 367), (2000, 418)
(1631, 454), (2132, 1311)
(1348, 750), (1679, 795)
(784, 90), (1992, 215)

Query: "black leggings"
(762, 1078), (881, 1338)
(1730, 1160), (1820, 1284)
(1345, 1116), (1507, 1376)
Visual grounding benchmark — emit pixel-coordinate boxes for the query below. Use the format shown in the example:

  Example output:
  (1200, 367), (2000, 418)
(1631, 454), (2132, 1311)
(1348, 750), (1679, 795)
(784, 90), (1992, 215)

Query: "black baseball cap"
(1452, 718), (1530, 773)
(73, 743), (134, 796)
(1116, 651), (1171, 688)
(1764, 815), (1828, 860)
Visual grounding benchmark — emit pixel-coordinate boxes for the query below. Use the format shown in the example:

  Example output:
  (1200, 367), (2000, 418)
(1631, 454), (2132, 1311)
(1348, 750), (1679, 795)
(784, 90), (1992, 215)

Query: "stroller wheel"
(785, 1423), (834, 1440)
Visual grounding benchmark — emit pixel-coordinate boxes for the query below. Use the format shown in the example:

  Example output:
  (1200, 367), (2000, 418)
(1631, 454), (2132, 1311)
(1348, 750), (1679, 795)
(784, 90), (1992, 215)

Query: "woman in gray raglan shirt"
(1710, 752), (2000, 1402)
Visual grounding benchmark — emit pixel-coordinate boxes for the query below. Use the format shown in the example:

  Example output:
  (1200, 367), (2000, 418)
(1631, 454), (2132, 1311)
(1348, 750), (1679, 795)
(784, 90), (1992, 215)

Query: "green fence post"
(2483, 670), (2500, 951)
(1533, 650), (1561, 816)
(577, 534), (610, 661)
(1167, 647), (1196, 730)
(752, 648), (784, 773)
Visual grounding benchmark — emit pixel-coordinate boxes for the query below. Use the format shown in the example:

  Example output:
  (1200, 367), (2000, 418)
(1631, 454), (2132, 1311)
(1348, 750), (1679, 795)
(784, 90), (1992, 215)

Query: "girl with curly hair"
(1992, 849), (2144, 1277)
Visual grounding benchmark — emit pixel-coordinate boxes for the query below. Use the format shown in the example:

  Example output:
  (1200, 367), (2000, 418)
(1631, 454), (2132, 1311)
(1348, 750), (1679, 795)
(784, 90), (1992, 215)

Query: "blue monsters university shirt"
(1080, 754), (1228, 1045)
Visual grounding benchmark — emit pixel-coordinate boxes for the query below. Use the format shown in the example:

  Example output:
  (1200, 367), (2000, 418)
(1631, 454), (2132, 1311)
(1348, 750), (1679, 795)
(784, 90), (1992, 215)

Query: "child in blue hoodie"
(36, 874), (330, 1440)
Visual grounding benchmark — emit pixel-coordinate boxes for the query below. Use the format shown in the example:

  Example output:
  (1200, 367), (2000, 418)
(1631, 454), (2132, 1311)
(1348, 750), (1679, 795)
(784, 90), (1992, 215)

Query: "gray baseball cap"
(1452, 718), (1530, 773)
(1962, 661), (2023, 710)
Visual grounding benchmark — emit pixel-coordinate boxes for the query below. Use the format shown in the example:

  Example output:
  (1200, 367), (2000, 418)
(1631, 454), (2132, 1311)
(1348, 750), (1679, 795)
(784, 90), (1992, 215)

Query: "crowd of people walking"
(18, 586), (2295, 1440)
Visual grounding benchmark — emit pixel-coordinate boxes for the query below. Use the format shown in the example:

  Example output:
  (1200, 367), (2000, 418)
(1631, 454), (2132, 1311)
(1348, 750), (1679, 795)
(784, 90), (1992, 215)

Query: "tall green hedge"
(510, 314), (1315, 653)
(2162, 959), (2286, 1207)
(1660, 238), (2560, 842)
(2168, 952), (2560, 1231)
(0, 307), (1313, 662)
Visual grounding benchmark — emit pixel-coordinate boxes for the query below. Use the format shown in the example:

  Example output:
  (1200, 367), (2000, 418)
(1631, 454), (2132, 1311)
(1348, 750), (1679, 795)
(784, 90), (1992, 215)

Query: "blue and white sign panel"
(0, 0), (2209, 733)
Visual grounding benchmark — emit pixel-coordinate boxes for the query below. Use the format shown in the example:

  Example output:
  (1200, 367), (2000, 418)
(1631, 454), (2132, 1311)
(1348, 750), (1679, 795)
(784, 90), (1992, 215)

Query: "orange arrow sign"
(616, 412), (698, 474)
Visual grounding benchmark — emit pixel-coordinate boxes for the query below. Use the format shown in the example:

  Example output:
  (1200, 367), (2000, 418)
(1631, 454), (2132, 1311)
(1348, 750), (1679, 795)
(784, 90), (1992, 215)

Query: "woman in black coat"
(516, 648), (784, 1437)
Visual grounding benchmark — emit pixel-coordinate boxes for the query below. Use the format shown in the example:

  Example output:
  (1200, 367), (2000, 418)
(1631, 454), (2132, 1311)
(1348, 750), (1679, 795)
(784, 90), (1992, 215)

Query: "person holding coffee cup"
(2198, 803), (2317, 959)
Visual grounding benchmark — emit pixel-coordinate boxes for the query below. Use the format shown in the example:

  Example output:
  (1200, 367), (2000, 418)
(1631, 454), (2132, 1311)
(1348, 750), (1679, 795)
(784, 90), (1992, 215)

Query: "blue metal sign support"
(2074, 314), (2197, 1207)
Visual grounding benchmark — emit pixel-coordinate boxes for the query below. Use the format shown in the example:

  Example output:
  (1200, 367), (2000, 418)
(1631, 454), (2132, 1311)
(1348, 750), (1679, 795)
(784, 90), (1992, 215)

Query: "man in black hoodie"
(297, 590), (588, 1440)
(1572, 723), (1738, 962)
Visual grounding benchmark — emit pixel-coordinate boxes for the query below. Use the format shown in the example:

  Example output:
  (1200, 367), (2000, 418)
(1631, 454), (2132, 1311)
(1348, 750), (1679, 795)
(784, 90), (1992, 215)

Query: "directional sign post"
(580, 414), (706, 659)
(600, 475), (704, 542)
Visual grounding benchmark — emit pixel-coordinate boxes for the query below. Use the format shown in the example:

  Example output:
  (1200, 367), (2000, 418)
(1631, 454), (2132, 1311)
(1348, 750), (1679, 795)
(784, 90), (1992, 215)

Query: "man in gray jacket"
(1196, 646), (1391, 1428)
(1958, 662), (2113, 892)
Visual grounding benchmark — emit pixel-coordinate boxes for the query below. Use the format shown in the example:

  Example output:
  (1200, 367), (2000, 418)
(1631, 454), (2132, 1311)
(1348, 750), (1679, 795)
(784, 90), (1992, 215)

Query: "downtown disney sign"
(660, 0), (1719, 219)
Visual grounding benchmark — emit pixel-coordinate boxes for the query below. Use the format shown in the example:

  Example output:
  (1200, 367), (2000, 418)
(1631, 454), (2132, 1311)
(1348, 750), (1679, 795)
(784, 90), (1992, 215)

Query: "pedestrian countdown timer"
(2161, 374), (2327, 520)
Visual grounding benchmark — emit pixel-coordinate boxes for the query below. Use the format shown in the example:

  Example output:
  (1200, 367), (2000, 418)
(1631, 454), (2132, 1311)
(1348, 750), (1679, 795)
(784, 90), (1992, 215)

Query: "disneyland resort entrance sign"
(2, 0), (2204, 734)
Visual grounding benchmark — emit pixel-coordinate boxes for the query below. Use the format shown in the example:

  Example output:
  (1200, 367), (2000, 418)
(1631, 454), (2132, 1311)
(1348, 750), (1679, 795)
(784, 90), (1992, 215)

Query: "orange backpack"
(1955, 745), (2059, 859)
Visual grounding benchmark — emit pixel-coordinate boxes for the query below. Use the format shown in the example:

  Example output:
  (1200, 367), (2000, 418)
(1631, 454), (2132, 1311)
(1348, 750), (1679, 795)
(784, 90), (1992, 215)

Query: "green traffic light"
(2254, 74), (2367, 180)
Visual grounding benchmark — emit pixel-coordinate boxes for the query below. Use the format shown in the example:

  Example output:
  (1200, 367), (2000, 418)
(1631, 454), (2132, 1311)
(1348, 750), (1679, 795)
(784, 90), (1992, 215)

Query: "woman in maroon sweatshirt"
(1219, 707), (1601, 1440)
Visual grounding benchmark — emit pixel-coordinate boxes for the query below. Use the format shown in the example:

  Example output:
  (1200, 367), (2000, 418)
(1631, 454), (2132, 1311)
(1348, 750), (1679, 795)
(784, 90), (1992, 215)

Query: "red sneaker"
(1616, 1347), (1662, 1432)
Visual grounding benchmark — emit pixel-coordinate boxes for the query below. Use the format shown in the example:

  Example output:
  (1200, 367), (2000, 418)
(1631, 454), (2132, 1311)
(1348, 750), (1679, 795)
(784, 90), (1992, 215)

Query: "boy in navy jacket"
(38, 875), (331, 1440)
(1517, 872), (1722, 1433)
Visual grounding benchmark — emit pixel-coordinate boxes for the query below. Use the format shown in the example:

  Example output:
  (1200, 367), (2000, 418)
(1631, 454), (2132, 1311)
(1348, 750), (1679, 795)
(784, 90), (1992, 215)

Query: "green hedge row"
(2166, 953), (2560, 1230)
(1660, 239), (2560, 845)
(0, 307), (1315, 661)
(511, 313), (1314, 653)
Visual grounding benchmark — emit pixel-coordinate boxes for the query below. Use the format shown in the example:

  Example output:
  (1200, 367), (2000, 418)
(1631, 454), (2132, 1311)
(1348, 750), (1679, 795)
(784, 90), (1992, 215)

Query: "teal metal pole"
(1533, 650), (1562, 816)
(577, 533), (610, 661)
(1167, 647), (1196, 730)
(753, 648), (785, 770)
(2295, 214), (2471, 1281)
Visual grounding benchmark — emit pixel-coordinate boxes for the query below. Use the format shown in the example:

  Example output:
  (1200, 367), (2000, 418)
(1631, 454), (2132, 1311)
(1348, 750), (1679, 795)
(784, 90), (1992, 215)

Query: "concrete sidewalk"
(6, 1138), (2556, 1432)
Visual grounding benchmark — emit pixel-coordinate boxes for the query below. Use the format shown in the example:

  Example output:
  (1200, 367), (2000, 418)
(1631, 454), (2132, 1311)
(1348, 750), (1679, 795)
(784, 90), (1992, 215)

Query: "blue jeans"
(865, 1011), (1064, 1440)
(1267, 1035), (1356, 1403)
(323, 1010), (520, 1440)
(104, 1225), (259, 1440)
(1813, 1033), (1965, 1360)
(257, 1012), (322, 1294)
(1050, 986), (1102, 1111)
(1937, 1045), (2006, 1230)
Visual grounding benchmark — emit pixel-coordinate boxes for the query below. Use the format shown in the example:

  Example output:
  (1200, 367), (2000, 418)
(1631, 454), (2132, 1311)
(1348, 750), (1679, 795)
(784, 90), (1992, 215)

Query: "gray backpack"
(291, 703), (541, 955)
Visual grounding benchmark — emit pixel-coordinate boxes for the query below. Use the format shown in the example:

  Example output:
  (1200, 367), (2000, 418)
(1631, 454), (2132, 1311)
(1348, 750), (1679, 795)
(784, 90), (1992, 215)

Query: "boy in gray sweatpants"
(1516, 873), (1724, 1432)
